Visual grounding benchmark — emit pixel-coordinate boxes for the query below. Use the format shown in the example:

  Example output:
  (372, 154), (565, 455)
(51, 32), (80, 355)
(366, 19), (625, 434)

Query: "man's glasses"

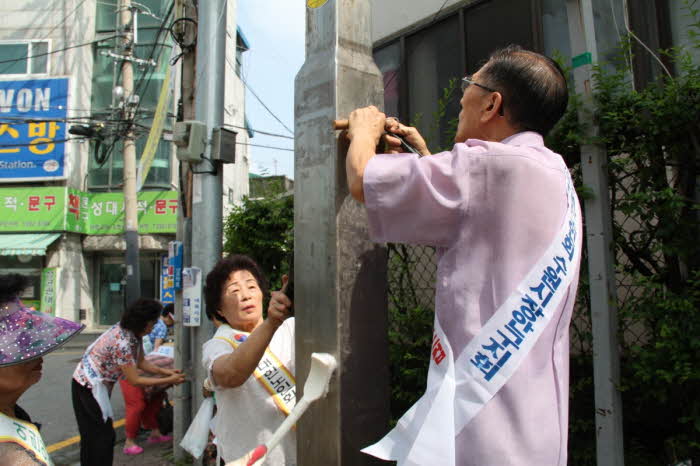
(461, 75), (505, 116)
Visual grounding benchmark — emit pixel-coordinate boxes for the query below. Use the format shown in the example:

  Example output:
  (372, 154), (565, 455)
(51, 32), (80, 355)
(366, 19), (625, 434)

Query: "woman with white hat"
(0, 274), (84, 465)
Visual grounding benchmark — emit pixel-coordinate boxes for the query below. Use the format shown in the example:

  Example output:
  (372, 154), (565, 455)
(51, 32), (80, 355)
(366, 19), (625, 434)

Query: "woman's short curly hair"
(120, 298), (162, 336)
(204, 254), (269, 323)
(0, 274), (29, 306)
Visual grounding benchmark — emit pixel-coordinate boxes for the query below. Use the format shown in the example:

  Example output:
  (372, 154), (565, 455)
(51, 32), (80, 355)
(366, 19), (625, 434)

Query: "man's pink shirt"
(363, 131), (582, 466)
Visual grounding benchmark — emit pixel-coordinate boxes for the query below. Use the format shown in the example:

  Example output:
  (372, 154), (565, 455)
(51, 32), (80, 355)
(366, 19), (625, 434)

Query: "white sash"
(81, 325), (141, 422)
(215, 325), (296, 416)
(363, 174), (582, 465)
(0, 412), (51, 465)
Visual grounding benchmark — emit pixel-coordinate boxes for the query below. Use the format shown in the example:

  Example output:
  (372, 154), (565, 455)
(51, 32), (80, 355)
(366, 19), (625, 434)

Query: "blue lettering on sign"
(0, 78), (69, 180)
(468, 181), (579, 382)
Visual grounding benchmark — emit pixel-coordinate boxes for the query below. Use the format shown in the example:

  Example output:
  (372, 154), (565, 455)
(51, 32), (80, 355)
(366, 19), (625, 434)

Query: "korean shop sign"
(0, 187), (178, 234)
(0, 78), (69, 181)
(88, 191), (178, 234)
(0, 187), (66, 231)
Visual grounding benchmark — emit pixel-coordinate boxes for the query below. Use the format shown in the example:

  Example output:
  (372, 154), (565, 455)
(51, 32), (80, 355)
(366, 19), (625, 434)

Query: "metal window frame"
(374, 0), (545, 126)
(0, 40), (52, 77)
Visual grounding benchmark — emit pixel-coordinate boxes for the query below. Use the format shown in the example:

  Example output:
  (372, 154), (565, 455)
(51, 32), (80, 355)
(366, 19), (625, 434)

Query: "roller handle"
(333, 119), (349, 130)
(333, 118), (421, 155)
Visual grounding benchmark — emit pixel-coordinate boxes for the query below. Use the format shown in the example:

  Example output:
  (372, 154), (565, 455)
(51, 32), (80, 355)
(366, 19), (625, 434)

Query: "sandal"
(123, 445), (144, 455)
(147, 434), (173, 445)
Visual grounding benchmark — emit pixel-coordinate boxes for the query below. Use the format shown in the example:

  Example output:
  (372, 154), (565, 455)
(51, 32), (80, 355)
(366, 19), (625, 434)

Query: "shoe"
(146, 435), (173, 445)
(123, 445), (144, 455)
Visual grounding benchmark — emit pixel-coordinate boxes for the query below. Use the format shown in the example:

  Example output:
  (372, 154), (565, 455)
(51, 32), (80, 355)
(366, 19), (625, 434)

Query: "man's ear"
(480, 92), (503, 122)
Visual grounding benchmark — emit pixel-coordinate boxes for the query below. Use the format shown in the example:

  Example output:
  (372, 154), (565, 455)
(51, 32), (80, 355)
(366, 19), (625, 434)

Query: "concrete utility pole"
(565, 1), (625, 465)
(120, 0), (141, 306)
(173, 0), (196, 457)
(295, 1), (389, 464)
(189, 0), (226, 418)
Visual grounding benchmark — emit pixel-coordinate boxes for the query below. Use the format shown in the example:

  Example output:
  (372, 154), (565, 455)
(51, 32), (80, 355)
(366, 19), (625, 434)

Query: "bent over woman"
(71, 298), (186, 465)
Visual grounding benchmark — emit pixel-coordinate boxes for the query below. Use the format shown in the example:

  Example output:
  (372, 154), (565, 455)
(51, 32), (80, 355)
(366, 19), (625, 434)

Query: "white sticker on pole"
(182, 267), (202, 327)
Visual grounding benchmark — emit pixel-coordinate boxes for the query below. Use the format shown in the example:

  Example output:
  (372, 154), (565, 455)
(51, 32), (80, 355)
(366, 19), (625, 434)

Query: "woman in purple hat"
(0, 274), (85, 466)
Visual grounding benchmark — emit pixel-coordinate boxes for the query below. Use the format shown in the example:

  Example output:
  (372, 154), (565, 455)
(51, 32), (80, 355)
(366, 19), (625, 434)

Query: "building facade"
(0, 0), (251, 330)
(370, 0), (696, 151)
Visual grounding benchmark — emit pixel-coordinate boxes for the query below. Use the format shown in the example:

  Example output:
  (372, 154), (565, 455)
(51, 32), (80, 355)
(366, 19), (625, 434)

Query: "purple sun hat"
(0, 299), (84, 367)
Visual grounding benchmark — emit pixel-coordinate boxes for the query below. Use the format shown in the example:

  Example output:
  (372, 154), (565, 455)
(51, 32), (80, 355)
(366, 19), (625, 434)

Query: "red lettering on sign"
(155, 199), (167, 215)
(44, 195), (56, 211)
(28, 196), (40, 211)
(432, 334), (446, 365)
(68, 194), (80, 219)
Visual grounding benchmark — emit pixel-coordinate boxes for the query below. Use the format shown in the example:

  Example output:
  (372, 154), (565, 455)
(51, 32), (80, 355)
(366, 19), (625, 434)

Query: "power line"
(224, 57), (294, 136)
(40, 0), (89, 42)
(0, 137), (87, 148)
(0, 35), (120, 72)
(236, 141), (293, 152)
(222, 123), (294, 140)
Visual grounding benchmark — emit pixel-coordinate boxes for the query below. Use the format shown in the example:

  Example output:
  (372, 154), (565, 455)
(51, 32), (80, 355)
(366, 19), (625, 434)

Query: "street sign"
(0, 77), (69, 181)
(161, 257), (174, 303)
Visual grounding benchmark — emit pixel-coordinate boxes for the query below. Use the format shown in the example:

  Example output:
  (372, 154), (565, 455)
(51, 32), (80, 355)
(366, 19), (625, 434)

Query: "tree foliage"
(222, 194), (293, 291)
(546, 15), (700, 461)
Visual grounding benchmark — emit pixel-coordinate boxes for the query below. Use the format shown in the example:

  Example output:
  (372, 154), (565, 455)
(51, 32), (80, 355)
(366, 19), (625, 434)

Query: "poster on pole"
(182, 267), (202, 327)
(160, 256), (174, 304)
(40, 267), (59, 314)
(0, 78), (69, 181)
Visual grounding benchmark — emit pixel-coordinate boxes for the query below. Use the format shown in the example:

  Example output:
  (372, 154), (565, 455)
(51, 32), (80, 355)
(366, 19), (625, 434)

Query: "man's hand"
(267, 275), (292, 329)
(384, 118), (431, 156)
(347, 106), (386, 145)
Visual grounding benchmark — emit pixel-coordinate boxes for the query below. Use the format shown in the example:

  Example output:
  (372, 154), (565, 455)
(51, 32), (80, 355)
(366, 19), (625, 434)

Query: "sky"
(237, 1), (306, 180)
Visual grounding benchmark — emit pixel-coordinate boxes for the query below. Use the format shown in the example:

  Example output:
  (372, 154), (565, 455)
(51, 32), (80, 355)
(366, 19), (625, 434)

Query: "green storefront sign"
(0, 187), (66, 232)
(0, 187), (178, 234)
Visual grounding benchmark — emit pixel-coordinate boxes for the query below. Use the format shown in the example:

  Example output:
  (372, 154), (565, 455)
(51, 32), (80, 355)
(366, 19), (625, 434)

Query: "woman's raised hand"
(166, 371), (187, 385)
(267, 275), (293, 328)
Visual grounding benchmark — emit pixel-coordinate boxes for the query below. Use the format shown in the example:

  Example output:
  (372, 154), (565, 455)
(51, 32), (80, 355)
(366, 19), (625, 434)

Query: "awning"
(0, 233), (61, 256)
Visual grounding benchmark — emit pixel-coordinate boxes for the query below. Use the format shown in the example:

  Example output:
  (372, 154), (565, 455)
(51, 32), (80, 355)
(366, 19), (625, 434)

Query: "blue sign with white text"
(0, 78), (69, 181)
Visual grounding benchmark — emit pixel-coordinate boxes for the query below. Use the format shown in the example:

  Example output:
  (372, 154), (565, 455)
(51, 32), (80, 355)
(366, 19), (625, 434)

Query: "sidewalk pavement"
(111, 435), (175, 466)
(61, 434), (177, 466)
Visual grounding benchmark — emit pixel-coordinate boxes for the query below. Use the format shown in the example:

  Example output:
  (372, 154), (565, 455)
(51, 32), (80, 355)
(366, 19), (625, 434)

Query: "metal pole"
(295, 1), (389, 464)
(120, 0), (141, 306)
(565, 1), (625, 464)
(189, 0), (226, 419)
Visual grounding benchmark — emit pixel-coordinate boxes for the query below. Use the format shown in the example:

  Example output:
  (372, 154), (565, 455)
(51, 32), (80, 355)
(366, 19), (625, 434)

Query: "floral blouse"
(72, 324), (140, 389)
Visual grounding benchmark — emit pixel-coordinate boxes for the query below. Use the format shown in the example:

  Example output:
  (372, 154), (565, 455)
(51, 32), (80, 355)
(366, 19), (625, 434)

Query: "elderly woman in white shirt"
(202, 254), (294, 465)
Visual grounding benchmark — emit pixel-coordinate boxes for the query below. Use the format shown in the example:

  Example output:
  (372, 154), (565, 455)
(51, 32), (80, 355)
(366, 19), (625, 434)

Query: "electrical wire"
(0, 35), (119, 72)
(224, 57), (294, 136)
(222, 122), (294, 140)
(235, 141), (293, 152)
(0, 137), (88, 148)
(40, 0), (90, 43)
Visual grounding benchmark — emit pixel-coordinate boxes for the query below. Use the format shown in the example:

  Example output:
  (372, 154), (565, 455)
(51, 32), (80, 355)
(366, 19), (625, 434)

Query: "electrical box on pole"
(173, 120), (207, 162)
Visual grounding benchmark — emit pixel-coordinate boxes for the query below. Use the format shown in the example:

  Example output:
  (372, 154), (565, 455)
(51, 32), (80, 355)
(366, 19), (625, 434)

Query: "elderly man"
(345, 45), (583, 466)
